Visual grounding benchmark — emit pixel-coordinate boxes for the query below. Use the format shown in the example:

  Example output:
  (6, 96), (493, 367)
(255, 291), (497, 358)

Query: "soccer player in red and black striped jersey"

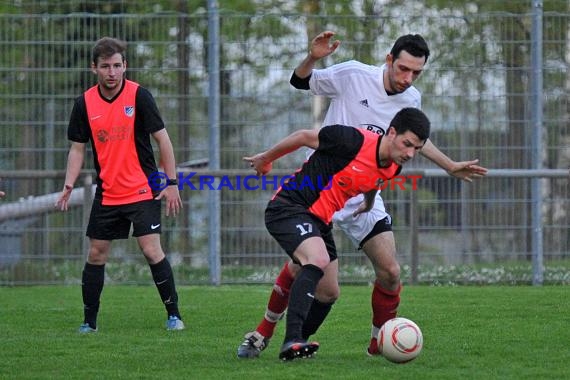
(243, 107), (431, 361)
(56, 37), (185, 333)
(238, 31), (487, 360)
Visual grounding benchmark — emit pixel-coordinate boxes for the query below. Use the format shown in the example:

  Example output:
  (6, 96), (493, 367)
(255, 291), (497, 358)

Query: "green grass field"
(1, 285), (568, 379)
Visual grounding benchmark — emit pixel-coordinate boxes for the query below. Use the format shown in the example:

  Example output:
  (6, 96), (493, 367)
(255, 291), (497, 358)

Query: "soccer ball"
(378, 317), (423, 363)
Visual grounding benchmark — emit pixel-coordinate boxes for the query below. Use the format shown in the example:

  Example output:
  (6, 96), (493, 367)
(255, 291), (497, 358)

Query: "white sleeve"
(308, 60), (360, 98)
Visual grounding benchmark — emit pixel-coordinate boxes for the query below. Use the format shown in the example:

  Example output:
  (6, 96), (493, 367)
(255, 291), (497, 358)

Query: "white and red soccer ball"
(378, 317), (423, 363)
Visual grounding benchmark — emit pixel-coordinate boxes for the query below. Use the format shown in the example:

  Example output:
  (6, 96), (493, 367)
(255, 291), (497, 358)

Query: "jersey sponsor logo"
(124, 106), (134, 117)
(90, 115), (102, 121)
(359, 99), (369, 108)
(360, 124), (385, 136)
(96, 129), (109, 142)
(95, 126), (132, 142)
(352, 165), (364, 173)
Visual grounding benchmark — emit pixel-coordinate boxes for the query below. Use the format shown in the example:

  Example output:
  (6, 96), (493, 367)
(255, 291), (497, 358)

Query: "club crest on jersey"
(124, 106), (134, 117)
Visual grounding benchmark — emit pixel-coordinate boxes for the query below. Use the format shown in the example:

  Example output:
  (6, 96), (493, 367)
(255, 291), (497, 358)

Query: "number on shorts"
(295, 223), (313, 236)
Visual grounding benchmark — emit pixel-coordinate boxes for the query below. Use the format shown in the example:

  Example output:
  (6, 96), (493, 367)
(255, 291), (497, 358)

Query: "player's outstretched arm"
(56, 142), (86, 211)
(420, 139), (488, 182)
(243, 129), (319, 176)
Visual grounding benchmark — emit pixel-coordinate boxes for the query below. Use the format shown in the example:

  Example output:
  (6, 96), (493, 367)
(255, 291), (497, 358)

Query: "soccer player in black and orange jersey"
(243, 107), (430, 361)
(238, 31), (487, 360)
(56, 37), (185, 333)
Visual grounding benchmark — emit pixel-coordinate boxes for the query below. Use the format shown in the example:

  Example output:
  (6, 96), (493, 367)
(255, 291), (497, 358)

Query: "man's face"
(387, 128), (425, 165)
(385, 50), (426, 94)
(91, 53), (126, 95)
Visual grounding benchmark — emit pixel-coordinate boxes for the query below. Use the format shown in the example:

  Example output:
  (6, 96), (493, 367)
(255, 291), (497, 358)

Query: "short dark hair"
(92, 37), (127, 65)
(389, 107), (431, 142)
(390, 34), (430, 63)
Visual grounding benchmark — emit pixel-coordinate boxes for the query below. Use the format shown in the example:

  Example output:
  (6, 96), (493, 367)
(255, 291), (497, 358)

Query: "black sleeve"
(135, 86), (165, 134)
(67, 96), (91, 143)
(289, 71), (311, 90)
(317, 125), (364, 157)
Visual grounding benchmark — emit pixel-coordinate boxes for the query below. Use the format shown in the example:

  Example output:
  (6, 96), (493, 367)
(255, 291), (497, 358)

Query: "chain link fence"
(0, 5), (569, 285)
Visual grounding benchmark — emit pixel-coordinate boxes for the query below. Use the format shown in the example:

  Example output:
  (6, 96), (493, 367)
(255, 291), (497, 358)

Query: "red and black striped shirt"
(273, 125), (401, 224)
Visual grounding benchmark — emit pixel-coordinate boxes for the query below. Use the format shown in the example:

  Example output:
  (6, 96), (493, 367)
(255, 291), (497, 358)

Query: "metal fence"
(0, 5), (569, 285)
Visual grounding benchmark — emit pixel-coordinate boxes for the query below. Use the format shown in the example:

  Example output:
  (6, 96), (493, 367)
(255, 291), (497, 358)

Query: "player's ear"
(90, 62), (97, 74)
(386, 53), (394, 66)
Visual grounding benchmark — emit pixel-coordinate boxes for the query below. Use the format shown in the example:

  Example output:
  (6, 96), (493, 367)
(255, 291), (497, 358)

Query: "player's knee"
(140, 245), (165, 264)
(315, 284), (340, 303)
(376, 261), (400, 283)
(286, 260), (301, 276)
(87, 250), (107, 264)
(305, 255), (330, 270)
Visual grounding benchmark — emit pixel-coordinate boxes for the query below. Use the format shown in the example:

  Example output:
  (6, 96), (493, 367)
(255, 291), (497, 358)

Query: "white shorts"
(332, 192), (391, 247)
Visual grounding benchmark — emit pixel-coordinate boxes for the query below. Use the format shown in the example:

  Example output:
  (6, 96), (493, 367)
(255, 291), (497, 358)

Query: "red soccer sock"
(371, 281), (401, 329)
(256, 262), (294, 338)
(368, 282), (402, 354)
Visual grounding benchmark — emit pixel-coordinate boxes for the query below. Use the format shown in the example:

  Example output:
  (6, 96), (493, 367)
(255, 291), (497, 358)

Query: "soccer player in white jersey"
(238, 31), (488, 358)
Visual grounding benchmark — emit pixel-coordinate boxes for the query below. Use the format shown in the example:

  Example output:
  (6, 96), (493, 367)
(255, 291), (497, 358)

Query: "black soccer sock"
(284, 264), (324, 343)
(150, 257), (181, 319)
(302, 299), (334, 340)
(81, 262), (105, 329)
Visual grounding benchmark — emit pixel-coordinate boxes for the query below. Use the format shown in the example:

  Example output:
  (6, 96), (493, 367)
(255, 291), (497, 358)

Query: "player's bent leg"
(334, 198), (400, 356)
(279, 263), (323, 362)
(280, 237), (329, 361)
(237, 260), (300, 359)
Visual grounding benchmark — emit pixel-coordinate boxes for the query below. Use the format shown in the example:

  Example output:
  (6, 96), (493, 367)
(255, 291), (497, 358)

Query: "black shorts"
(359, 215), (393, 249)
(86, 199), (162, 240)
(265, 198), (337, 263)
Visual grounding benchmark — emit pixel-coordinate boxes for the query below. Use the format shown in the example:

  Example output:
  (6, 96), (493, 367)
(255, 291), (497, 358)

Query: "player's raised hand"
(310, 31), (341, 60)
(447, 159), (488, 182)
(243, 154), (273, 176)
